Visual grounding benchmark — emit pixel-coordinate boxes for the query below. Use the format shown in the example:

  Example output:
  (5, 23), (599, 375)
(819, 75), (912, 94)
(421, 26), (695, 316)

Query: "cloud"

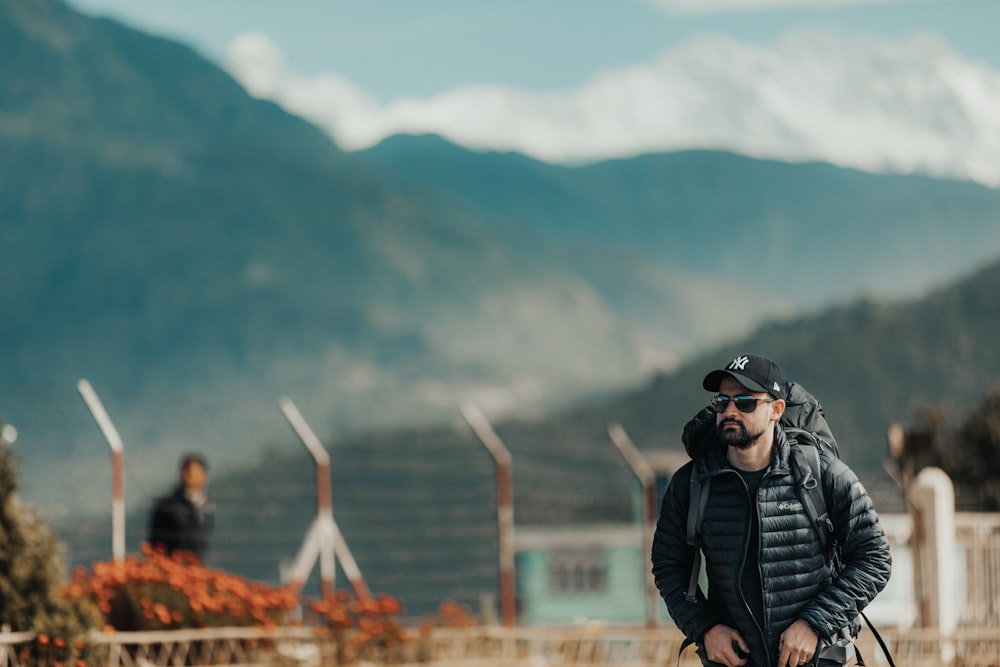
(225, 32), (382, 133)
(225, 30), (1000, 188)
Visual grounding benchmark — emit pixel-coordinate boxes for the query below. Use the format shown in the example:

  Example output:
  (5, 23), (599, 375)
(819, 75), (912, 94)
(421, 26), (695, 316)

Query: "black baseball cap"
(702, 354), (786, 399)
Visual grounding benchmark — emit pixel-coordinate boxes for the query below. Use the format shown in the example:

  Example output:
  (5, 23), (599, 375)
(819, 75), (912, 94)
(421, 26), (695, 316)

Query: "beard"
(717, 419), (765, 450)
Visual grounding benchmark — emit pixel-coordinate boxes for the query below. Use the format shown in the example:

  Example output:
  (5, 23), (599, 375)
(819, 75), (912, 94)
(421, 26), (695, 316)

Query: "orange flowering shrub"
(429, 600), (478, 628)
(409, 600), (481, 663)
(61, 544), (297, 631)
(309, 591), (412, 663)
(57, 540), (480, 665)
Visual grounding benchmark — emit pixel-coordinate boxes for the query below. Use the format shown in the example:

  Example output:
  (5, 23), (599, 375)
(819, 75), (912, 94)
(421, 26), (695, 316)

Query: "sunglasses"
(709, 394), (775, 414)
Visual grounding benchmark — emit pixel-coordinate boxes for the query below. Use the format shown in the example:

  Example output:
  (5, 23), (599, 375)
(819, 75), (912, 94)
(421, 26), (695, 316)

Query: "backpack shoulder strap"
(788, 438), (833, 550)
(860, 610), (896, 667)
(685, 473), (711, 603)
(685, 473), (704, 546)
(789, 438), (897, 667)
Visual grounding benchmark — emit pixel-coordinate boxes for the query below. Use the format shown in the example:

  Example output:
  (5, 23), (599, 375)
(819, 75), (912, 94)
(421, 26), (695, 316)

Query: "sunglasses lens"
(710, 395), (761, 413)
(709, 396), (730, 413)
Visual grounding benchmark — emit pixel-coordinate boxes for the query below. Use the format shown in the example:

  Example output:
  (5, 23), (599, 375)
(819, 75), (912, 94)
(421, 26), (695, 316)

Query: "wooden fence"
(414, 626), (1000, 666)
(3, 625), (1000, 667)
(957, 512), (1000, 628)
(0, 626), (328, 667)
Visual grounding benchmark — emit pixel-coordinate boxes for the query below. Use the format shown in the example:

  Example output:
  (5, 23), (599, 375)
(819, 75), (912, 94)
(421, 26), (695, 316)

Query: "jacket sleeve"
(148, 497), (175, 548)
(651, 462), (721, 642)
(798, 454), (892, 637)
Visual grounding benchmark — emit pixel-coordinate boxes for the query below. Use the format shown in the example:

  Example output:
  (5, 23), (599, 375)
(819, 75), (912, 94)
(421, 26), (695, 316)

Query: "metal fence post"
(608, 422), (660, 628)
(279, 397), (371, 602)
(77, 379), (126, 563)
(461, 401), (516, 626)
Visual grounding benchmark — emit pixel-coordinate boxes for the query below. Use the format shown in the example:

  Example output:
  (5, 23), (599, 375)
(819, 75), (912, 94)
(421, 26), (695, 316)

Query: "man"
(652, 354), (891, 667)
(148, 453), (215, 561)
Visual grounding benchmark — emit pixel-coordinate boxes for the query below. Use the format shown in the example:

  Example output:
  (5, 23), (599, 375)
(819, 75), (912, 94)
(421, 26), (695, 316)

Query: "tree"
(941, 387), (1000, 510)
(0, 440), (100, 642)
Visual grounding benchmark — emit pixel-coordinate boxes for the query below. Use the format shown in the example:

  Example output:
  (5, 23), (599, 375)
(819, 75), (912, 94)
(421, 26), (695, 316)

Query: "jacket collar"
(694, 425), (792, 479)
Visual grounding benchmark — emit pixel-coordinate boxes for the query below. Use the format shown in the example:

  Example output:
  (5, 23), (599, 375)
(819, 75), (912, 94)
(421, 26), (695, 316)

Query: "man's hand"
(703, 624), (750, 666)
(777, 619), (818, 667)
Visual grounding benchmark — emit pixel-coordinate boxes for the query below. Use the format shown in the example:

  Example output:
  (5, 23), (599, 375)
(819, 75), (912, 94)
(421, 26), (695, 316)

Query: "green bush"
(0, 442), (102, 662)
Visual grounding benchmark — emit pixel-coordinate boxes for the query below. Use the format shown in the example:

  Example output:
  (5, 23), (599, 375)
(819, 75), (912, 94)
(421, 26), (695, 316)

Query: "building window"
(549, 550), (607, 594)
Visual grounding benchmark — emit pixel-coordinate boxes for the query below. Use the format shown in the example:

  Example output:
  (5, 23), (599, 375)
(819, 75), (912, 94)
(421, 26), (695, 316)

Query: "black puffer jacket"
(651, 427), (891, 666)
(148, 486), (215, 560)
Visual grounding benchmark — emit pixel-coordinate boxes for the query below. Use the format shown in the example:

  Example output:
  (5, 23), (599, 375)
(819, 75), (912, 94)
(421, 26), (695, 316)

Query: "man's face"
(181, 460), (208, 492)
(714, 376), (780, 450)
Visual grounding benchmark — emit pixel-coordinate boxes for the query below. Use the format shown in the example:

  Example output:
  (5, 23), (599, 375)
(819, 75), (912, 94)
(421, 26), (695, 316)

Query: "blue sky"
(66, 0), (1000, 187)
(65, 0), (1000, 98)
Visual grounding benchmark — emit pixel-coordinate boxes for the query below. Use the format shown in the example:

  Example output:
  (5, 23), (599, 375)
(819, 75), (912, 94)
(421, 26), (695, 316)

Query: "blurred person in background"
(148, 453), (215, 561)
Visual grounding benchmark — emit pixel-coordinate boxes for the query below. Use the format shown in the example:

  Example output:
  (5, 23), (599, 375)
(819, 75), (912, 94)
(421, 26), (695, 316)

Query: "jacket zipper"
(732, 470), (769, 666)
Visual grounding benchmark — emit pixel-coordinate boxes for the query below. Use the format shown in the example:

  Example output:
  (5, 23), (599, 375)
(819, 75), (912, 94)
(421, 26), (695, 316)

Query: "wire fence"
(5, 385), (1000, 636)
(3, 382), (635, 620)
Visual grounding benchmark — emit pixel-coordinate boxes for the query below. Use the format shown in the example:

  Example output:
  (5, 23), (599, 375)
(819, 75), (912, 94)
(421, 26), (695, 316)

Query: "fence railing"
(874, 511), (1000, 630)
(421, 626), (1000, 666)
(4, 625), (1000, 667)
(90, 626), (327, 667)
(956, 511), (1000, 628)
(2, 511), (998, 666)
(0, 626), (329, 667)
(0, 629), (32, 667)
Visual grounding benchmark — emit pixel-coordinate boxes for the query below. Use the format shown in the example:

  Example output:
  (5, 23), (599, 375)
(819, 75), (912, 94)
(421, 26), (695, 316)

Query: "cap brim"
(702, 369), (769, 395)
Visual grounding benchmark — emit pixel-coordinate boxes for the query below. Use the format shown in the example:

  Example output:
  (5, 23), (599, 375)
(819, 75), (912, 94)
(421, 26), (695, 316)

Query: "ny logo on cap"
(728, 355), (750, 371)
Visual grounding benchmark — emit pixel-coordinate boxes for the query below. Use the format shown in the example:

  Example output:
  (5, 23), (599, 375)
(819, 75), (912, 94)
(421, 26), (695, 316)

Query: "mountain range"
(1, 0), (1000, 617)
(364, 133), (1000, 308)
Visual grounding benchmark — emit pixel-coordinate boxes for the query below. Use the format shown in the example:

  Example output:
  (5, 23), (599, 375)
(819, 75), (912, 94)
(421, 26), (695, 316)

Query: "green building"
(515, 523), (661, 626)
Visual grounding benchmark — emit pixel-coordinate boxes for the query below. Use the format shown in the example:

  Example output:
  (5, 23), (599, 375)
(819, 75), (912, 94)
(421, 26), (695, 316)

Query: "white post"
(279, 397), (372, 601)
(77, 379), (126, 563)
(910, 466), (957, 663)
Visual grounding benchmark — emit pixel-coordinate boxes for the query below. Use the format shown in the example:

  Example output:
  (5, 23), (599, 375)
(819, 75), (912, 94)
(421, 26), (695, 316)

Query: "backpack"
(680, 381), (894, 667)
